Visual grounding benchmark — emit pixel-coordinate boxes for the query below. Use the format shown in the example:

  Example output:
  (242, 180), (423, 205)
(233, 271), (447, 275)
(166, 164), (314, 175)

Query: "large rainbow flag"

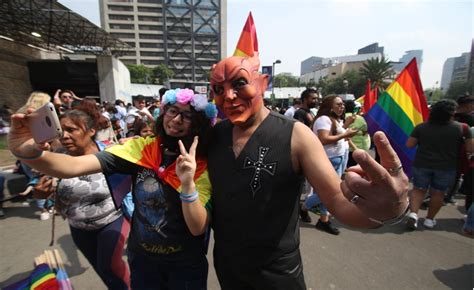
(233, 12), (258, 57)
(365, 58), (429, 177)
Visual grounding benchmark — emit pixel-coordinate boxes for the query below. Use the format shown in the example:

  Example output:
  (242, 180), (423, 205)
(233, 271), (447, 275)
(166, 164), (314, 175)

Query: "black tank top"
(208, 111), (305, 267)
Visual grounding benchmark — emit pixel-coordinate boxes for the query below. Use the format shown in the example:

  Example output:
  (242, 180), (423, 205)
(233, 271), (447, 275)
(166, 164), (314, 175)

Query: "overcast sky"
(59, 0), (473, 89)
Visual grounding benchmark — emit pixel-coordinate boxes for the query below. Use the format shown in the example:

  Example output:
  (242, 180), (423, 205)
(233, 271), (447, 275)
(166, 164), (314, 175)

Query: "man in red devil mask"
(207, 54), (410, 289)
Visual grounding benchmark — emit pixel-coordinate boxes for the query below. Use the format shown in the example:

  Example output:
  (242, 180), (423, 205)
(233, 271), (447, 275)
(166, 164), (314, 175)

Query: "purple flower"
(176, 88), (194, 104)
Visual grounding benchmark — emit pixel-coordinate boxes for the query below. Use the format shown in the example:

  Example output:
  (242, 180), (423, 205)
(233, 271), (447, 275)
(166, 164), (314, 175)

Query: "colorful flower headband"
(162, 88), (218, 123)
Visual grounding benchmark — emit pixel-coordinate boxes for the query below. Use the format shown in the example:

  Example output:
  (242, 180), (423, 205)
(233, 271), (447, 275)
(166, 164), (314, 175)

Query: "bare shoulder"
(292, 122), (317, 150)
(291, 122), (321, 172)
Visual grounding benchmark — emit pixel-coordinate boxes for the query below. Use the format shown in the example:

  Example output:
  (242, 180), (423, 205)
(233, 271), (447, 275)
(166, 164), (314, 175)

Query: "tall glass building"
(100, 0), (227, 88)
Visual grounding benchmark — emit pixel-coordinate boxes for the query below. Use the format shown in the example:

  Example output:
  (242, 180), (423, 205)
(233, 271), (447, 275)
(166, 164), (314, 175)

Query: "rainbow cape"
(105, 137), (212, 209)
(233, 12), (258, 57)
(365, 58), (429, 177)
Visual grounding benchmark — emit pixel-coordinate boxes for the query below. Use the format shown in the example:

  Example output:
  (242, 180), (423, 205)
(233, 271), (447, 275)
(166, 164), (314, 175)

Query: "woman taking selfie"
(8, 88), (217, 290)
(32, 101), (130, 289)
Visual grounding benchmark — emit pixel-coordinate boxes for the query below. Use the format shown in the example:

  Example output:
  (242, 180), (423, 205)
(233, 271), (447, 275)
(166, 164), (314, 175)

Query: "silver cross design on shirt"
(243, 146), (277, 196)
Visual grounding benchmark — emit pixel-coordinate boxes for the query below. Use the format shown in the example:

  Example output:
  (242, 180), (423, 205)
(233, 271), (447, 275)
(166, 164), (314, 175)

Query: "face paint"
(210, 54), (268, 125)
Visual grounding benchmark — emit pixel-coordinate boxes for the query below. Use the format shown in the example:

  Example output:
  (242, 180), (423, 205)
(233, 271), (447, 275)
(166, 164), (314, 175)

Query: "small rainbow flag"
(362, 79), (378, 114)
(365, 58), (429, 177)
(233, 12), (258, 57)
(3, 264), (59, 290)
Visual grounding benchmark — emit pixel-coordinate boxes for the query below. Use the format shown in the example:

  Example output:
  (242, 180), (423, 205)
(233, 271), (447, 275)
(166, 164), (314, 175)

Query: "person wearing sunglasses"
(53, 89), (82, 113)
(8, 88), (218, 290)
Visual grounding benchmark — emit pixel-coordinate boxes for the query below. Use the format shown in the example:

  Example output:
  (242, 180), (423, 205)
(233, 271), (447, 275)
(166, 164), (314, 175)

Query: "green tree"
(359, 56), (394, 89)
(153, 64), (174, 85)
(127, 64), (155, 84)
(444, 81), (473, 100)
(274, 73), (299, 87)
(318, 70), (365, 97)
(424, 88), (444, 104)
(304, 79), (317, 88)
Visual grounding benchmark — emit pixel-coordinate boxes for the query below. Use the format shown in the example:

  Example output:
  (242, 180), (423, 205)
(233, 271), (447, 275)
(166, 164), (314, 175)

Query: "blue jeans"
(20, 162), (46, 209)
(0, 174), (4, 201)
(304, 154), (345, 212)
(464, 203), (474, 232)
(128, 250), (208, 290)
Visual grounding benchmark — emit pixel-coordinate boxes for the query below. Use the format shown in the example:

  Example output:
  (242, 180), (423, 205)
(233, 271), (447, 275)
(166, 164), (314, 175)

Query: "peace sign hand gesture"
(176, 136), (199, 191)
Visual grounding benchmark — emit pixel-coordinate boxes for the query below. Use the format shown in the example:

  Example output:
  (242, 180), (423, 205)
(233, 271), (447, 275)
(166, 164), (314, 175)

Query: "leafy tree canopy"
(127, 64), (175, 85)
(153, 64), (174, 85)
(444, 81), (473, 100)
(274, 73), (300, 87)
(127, 64), (155, 84)
(359, 56), (394, 89)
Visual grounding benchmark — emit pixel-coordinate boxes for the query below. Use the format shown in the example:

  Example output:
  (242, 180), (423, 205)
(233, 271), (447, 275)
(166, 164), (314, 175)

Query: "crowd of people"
(2, 50), (472, 289)
(277, 90), (472, 236)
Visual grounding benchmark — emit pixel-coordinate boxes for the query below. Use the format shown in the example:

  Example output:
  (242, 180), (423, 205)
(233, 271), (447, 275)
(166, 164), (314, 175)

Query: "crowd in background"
(0, 85), (472, 289)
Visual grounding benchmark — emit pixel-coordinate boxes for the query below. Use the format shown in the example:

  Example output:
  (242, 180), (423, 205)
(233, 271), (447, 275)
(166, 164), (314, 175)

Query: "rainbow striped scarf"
(105, 136), (211, 208)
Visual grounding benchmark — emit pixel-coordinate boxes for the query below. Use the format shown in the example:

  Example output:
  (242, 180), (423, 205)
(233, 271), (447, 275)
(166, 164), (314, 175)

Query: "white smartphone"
(28, 103), (62, 143)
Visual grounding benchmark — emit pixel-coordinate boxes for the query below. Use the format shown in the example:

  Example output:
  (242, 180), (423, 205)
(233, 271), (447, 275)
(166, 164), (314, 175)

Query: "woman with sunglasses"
(300, 95), (358, 235)
(8, 88), (217, 290)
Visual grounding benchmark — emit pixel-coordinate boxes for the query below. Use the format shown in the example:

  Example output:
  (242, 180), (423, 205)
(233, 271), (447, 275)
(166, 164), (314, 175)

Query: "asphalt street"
(0, 195), (472, 290)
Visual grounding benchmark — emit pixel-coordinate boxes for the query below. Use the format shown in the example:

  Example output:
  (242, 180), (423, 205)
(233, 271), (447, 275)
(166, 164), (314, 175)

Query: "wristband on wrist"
(368, 198), (410, 227)
(11, 149), (44, 160)
(180, 191), (199, 203)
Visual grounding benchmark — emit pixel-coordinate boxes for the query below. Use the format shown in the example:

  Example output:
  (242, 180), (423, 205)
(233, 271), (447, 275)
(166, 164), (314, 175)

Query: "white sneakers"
(423, 218), (437, 229)
(39, 211), (50, 221)
(406, 212), (418, 230)
(406, 212), (437, 230)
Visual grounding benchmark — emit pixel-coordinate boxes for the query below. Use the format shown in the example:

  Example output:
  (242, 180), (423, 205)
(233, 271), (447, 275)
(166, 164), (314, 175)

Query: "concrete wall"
(0, 40), (59, 111)
(97, 55), (132, 104)
(0, 40), (36, 111)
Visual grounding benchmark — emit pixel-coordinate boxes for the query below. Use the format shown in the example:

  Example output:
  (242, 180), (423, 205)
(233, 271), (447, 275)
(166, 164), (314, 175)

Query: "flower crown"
(162, 88), (217, 123)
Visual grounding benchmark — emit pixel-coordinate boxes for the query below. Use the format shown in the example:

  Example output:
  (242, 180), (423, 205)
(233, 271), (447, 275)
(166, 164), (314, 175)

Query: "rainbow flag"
(105, 137), (212, 210)
(365, 58), (429, 177)
(3, 264), (59, 290)
(233, 12), (258, 57)
(363, 79), (378, 114)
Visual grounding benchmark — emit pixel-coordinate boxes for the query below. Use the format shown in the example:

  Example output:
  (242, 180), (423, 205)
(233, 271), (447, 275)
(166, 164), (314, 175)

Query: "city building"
(440, 52), (470, 92)
(0, 0), (131, 108)
(452, 52), (471, 83)
(299, 52), (382, 84)
(99, 0), (227, 89)
(299, 43), (385, 84)
(300, 56), (324, 75)
(299, 44), (425, 86)
(440, 57), (455, 93)
(392, 50), (423, 74)
(358, 42), (384, 55)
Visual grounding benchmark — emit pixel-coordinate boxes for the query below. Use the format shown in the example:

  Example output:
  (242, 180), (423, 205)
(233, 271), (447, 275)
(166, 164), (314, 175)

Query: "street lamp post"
(271, 59), (281, 105)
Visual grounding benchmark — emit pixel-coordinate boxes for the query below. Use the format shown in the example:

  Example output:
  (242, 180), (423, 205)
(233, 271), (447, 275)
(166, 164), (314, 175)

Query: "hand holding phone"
(28, 103), (62, 143)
